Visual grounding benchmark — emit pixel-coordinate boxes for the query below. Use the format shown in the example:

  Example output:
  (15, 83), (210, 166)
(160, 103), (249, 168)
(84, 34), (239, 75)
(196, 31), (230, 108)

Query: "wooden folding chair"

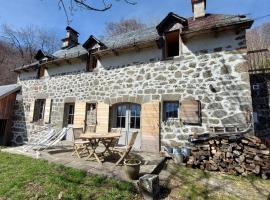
(72, 128), (91, 158)
(115, 131), (139, 166)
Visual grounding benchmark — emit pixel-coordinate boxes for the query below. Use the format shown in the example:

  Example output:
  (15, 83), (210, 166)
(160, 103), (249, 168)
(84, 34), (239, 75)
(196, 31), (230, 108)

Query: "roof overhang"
(39, 53), (88, 68)
(93, 39), (160, 58)
(182, 18), (254, 39)
(0, 85), (21, 100)
(14, 53), (88, 73)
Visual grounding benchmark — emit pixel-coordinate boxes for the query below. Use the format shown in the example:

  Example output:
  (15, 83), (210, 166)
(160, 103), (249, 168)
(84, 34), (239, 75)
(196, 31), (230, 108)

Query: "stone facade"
(12, 29), (252, 150)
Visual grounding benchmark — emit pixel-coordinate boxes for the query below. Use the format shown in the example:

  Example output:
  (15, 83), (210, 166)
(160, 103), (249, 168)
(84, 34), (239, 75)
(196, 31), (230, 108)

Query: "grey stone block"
(138, 174), (159, 200)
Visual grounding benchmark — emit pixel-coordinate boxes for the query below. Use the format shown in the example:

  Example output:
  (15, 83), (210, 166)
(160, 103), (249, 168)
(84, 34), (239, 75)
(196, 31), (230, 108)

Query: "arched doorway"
(111, 103), (141, 149)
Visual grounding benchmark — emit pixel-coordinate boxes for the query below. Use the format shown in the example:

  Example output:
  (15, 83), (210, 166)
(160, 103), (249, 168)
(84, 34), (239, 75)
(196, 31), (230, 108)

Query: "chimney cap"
(191, 0), (206, 12)
(66, 26), (79, 35)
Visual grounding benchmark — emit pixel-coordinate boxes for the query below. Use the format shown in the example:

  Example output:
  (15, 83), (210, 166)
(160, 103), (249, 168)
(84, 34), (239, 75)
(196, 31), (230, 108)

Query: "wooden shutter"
(96, 102), (109, 134)
(44, 99), (52, 124)
(29, 100), (35, 122)
(180, 100), (201, 124)
(73, 102), (86, 129)
(141, 101), (160, 152)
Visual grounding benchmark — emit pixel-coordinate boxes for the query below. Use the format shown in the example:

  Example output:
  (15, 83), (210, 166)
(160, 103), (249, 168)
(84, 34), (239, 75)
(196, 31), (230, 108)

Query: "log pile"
(187, 134), (270, 177)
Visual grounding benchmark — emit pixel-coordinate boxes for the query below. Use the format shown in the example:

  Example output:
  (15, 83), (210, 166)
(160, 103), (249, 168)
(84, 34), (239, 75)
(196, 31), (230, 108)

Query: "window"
(130, 104), (141, 129)
(33, 99), (46, 122)
(86, 103), (97, 132)
(114, 103), (141, 129)
(116, 105), (126, 128)
(163, 101), (179, 121)
(165, 30), (180, 58)
(86, 53), (97, 72)
(38, 66), (45, 79)
(63, 103), (75, 127)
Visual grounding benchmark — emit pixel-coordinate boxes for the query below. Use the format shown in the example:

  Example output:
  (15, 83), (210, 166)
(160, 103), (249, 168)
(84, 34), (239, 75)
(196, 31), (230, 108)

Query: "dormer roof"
(83, 35), (106, 50)
(156, 12), (188, 35)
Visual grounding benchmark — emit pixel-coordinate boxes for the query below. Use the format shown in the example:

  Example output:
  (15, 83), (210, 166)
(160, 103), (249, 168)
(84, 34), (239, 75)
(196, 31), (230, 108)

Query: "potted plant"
(124, 159), (141, 180)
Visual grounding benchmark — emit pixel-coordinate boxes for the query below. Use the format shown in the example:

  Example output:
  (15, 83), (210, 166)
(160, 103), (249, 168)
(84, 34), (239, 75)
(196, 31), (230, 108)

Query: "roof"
(66, 26), (79, 34)
(100, 26), (160, 49)
(186, 14), (253, 34)
(0, 84), (21, 100)
(34, 49), (55, 61)
(83, 35), (106, 50)
(156, 12), (188, 34)
(14, 45), (88, 72)
(52, 45), (87, 59)
(97, 13), (252, 52)
(15, 12), (253, 72)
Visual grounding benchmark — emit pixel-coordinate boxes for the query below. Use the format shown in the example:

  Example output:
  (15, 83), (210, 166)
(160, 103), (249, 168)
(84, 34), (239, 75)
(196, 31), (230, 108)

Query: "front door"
(114, 103), (141, 150)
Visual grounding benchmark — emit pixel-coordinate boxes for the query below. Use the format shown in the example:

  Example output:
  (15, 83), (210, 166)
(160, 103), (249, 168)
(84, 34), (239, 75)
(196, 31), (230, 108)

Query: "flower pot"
(124, 159), (141, 180)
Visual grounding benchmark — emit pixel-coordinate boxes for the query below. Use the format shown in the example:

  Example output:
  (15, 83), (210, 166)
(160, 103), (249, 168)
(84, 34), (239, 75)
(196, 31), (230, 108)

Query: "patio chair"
(72, 128), (91, 158)
(114, 131), (139, 166)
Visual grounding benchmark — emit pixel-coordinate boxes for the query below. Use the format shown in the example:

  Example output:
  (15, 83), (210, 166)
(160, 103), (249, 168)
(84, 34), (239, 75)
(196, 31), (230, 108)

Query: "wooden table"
(80, 133), (121, 164)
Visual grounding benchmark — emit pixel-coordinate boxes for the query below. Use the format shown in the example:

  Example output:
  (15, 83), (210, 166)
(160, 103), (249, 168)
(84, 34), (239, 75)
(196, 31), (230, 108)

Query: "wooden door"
(141, 101), (160, 152)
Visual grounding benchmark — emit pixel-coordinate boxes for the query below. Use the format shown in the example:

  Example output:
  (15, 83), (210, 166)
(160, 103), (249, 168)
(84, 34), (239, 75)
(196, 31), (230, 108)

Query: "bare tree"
(1, 24), (60, 64)
(58, 0), (137, 24)
(247, 22), (270, 50)
(0, 41), (20, 85)
(104, 18), (146, 36)
(0, 25), (60, 85)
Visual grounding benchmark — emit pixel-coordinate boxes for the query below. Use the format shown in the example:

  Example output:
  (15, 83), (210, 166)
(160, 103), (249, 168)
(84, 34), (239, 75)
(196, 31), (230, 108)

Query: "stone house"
(13, 0), (254, 152)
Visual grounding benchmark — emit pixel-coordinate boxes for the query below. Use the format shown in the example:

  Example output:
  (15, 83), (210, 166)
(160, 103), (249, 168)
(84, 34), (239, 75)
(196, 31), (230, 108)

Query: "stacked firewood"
(187, 134), (270, 177)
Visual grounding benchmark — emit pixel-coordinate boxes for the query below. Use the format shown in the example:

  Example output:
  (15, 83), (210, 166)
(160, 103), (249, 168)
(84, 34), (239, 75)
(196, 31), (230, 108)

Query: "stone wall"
(12, 31), (252, 149)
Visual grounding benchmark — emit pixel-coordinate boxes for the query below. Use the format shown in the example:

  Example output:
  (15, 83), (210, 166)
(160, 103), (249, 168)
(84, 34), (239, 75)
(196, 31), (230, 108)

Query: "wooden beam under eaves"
(112, 49), (119, 56)
(66, 59), (72, 64)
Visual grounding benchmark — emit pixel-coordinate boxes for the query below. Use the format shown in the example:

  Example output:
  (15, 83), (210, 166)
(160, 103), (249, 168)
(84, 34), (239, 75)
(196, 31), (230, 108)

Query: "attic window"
(38, 67), (45, 79)
(165, 30), (180, 58)
(86, 53), (97, 72)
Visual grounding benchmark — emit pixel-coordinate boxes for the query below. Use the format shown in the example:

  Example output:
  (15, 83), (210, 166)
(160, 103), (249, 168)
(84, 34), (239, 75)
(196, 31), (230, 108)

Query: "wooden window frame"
(86, 52), (97, 72)
(38, 66), (46, 79)
(63, 103), (75, 127)
(33, 99), (46, 123)
(164, 30), (180, 59)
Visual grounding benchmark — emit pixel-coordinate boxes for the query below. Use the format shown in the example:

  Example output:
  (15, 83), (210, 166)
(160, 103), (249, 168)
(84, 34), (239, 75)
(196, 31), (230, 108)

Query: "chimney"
(191, 0), (206, 19)
(61, 26), (79, 49)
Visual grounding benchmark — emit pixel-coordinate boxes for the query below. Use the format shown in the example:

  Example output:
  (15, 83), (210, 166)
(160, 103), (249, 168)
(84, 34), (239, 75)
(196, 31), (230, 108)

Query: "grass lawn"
(162, 161), (270, 200)
(0, 152), (139, 200)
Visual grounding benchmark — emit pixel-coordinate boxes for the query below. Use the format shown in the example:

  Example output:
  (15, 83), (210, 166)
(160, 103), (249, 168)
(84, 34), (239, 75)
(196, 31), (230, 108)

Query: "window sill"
(162, 55), (182, 62)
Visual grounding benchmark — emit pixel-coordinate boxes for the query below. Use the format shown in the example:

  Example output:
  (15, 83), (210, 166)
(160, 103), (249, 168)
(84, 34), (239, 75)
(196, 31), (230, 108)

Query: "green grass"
(164, 162), (270, 200)
(0, 152), (139, 200)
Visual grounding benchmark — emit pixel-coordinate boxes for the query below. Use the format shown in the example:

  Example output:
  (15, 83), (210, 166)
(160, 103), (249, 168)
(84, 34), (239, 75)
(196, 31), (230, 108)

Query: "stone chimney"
(61, 26), (79, 49)
(191, 0), (206, 19)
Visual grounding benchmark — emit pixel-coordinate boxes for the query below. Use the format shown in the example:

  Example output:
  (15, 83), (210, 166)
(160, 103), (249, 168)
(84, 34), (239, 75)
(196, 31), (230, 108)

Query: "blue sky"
(0, 0), (269, 43)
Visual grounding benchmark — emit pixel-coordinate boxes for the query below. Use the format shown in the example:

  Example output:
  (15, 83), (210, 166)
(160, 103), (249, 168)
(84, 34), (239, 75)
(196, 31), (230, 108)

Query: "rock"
(189, 62), (196, 68)
(203, 70), (212, 78)
(208, 103), (223, 109)
(212, 110), (227, 118)
(138, 174), (160, 200)
(220, 65), (231, 74)
(155, 75), (166, 81)
(214, 47), (222, 52)
(175, 71), (182, 78)
(165, 134), (176, 139)
(235, 62), (248, 73)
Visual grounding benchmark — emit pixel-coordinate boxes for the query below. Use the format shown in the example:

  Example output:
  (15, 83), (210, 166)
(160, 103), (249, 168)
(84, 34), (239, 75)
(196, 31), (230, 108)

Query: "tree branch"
(57, 0), (137, 25)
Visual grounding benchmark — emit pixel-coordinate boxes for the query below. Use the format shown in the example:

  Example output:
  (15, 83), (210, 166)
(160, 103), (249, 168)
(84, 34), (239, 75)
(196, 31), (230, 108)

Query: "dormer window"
(165, 30), (180, 58)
